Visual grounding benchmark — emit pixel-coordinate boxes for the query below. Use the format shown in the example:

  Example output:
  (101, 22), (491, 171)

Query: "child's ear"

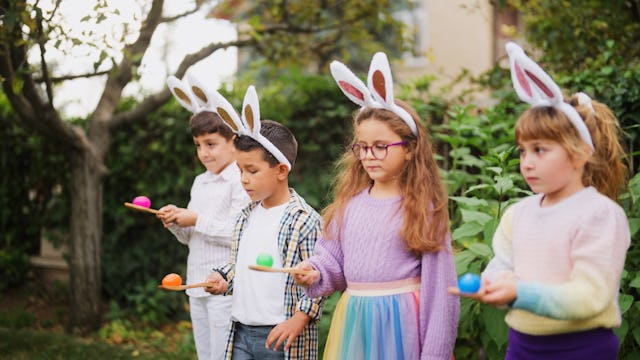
(572, 144), (591, 169)
(276, 163), (290, 180)
(404, 148), (412, 161)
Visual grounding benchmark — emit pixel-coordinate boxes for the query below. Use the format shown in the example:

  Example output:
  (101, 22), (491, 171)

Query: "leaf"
(452, 221), (485, 240)
(450, 196), (489, 208)
(619, 293), (634, 314)
(460, 208), (492, 225)
(481, 306), (509, 348)
(11, 77), (23, 94)
(454, 250), (476, 274)
(493, 176), (514, 194)
(467, 242), (493, 258)
(483, 218), (499, 246)
(628, 218), (640, 237)
(633, 326), (640, 347)
(629, 275), (640, 288)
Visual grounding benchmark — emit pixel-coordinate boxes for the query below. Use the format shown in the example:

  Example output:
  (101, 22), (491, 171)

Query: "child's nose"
(520, 154), (533, 169)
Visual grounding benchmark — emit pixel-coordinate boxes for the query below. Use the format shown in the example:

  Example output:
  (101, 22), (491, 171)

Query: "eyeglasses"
(350, 141), (407, 160)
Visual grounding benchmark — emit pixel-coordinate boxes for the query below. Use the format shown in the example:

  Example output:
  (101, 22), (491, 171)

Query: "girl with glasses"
(293, 53), (458, 360)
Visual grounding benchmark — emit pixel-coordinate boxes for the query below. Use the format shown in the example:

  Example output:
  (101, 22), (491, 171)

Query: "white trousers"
(189, 295), (233, 360)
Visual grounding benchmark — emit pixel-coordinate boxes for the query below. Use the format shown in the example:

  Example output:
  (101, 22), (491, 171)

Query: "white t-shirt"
(231, 202), (288, 325)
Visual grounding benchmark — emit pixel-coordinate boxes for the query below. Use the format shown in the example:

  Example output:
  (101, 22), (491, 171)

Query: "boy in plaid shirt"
(205, 114), (324, 360)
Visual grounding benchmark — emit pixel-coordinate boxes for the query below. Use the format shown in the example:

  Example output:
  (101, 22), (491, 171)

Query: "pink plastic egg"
(132, 196), (151, 208)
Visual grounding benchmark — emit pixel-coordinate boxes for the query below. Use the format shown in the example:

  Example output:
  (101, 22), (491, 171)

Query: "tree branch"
(160, 6), (201, 23)
(93, 0), (165, 125)
(109, 38), (254, 129)
(0, 0), (93, 155)
(36, 70), (111, 83)
(36, 8), (54, 106)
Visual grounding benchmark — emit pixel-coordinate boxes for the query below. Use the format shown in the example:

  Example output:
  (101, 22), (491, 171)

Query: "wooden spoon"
(248, 265), (312, 276)
(158, 282), (217, 291)
(124, 202), (159, 215)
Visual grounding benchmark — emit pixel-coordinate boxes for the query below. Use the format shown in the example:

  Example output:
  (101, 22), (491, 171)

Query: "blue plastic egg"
(457, 273), (481, 294)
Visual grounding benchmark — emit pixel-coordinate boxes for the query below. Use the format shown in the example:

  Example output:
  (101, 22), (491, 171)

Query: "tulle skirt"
(323, 277), (421, 360)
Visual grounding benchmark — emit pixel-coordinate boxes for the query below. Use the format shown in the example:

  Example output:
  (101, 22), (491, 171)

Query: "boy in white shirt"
(157, 110), (249, 360)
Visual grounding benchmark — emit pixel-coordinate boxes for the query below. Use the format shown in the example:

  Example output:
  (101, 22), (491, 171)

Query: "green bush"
(0, 94), (70, 292)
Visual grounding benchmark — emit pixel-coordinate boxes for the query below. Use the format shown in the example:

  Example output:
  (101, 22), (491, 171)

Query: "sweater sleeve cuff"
(512, 281), (541, 312)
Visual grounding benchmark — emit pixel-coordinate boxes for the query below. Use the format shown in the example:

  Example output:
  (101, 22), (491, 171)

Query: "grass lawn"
(0, 327), (187, 360)
(0, 280), (341, 359)
(0, 282), (197, 359)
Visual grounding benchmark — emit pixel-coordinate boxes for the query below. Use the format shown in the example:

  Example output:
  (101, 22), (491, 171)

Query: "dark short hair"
(190, 111), (235, 140)
(233, 120), (297, 168)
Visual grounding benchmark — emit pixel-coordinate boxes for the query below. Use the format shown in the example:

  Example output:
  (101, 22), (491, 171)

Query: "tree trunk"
(68, 149), (103, 333)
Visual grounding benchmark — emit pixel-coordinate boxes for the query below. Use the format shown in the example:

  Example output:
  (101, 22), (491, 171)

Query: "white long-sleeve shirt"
(169, 162), (249, 297)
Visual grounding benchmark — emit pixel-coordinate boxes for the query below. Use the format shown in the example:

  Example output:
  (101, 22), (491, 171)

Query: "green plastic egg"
(256, 253), (274, 268)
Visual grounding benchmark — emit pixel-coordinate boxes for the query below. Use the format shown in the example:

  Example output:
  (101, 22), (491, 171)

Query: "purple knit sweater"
(306, 189), (459, 360)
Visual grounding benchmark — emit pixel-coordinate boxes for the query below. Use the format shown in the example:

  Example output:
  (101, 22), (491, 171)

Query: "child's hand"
(203, 272), (228, 295)
(158, 205), (197, 228)
(157, 204), (178, 227)
(292, 261), (319, 286)
(482, 276), (517, 307)
(447, 277), (490, 301)
(171, 209), (197, 227)
(265, 311), (310, 351)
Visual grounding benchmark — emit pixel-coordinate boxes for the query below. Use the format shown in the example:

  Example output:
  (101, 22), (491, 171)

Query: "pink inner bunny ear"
(524, 69), (554, 98)
(371, 70), (387, 100)
(514, 63), (532, 99)
(338, 81), (365, 101)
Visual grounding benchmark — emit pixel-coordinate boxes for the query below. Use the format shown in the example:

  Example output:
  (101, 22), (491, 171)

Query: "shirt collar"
(203, 161), (238, 183)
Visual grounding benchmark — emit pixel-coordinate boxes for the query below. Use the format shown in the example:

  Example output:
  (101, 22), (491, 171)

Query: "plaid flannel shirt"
(213, 188), (325, 360)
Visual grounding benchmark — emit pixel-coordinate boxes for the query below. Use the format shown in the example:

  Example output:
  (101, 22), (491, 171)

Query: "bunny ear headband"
(166, 75), (292, 170)
(505, 42), (594, 151)
(330, 52), (418, 135)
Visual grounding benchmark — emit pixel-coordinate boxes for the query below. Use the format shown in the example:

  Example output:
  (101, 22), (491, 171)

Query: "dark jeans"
(233, 322), (284, 360)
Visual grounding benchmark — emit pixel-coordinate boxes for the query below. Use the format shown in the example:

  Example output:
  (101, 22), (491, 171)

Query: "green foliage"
(238, 0), (410, 69)
(220, 68), (355, 208)
(0, 94), (69, 292)
(507, 1), (640, 170)
(616, 172), (640, 357)
(0, 307), (36, 329)
(102, 99), (199, 323)
(0, 248), (29, 292)
(425, 97), (527, 358)
(507, 0), (640, 73)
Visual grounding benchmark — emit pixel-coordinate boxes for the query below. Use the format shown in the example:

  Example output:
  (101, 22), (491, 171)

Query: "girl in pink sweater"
(293, 52), (459, 360)
(451, 42), (630, 360)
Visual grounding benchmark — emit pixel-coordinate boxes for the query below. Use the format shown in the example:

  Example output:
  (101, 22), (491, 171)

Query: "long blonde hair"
(515, 94), (628, 200)
(323, 100), (449, 253)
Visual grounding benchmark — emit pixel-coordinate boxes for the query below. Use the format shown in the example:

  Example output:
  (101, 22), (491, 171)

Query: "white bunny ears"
(506, 42), (594, 150)
(330, 52), (418, 135)
(166, 75), (292, 170)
